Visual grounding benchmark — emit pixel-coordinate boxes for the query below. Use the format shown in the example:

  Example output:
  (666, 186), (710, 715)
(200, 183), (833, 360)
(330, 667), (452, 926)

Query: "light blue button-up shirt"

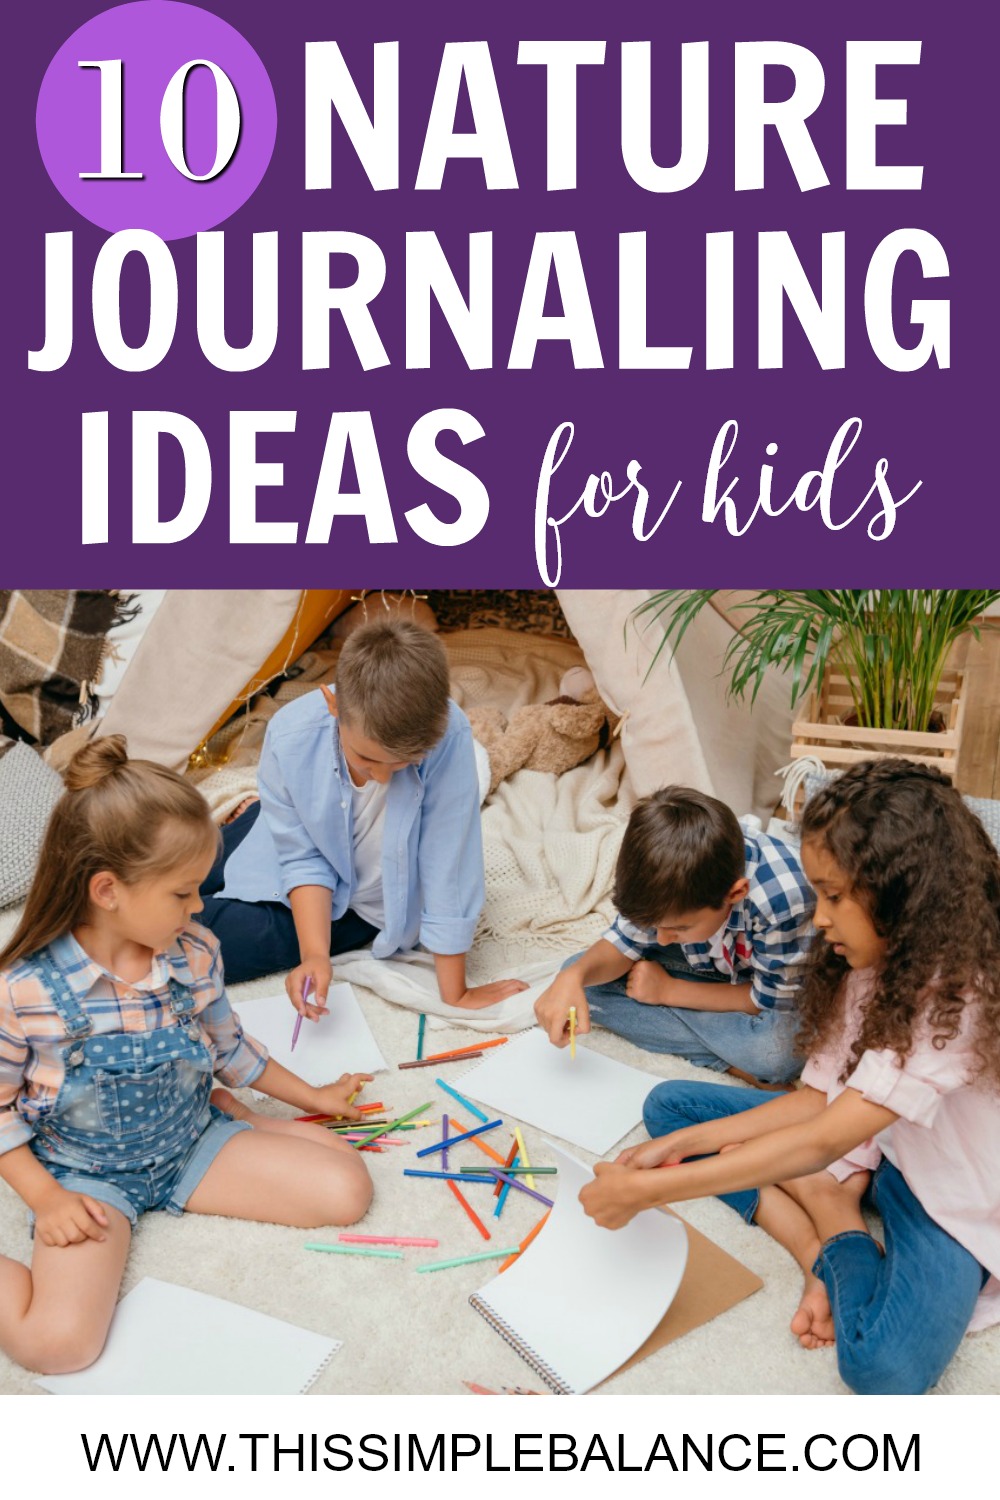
(219, 689), (485, 959)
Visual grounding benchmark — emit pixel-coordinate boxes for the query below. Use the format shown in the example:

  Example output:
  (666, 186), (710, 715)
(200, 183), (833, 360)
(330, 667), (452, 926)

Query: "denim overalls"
(28, 947), (248, 1227)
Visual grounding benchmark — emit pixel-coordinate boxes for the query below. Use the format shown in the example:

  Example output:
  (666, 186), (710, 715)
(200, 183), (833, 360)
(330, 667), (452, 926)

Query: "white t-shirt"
(349, 774), (388, 928)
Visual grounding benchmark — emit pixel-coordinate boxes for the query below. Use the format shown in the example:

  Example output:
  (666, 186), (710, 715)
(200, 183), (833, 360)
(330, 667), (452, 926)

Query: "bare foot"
(222, 796), (259, 825)
(791, 1273), (836, 1350)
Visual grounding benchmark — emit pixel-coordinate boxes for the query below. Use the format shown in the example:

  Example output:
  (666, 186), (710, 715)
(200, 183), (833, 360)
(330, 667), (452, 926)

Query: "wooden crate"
(790, 668), (967, 780)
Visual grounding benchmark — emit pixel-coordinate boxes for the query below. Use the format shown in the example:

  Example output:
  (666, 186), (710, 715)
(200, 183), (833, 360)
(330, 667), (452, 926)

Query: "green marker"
(488, 1166), (557, 1176)
(353, 1100), (434, 1146)
(416, 1248), (522, 1273)
(305, 1243), (404, 1259)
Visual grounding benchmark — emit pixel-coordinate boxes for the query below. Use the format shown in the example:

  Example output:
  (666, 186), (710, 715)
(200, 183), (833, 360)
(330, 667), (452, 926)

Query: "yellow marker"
(568, 1006), (577, 1060)
(514, 1125), (535, 1192)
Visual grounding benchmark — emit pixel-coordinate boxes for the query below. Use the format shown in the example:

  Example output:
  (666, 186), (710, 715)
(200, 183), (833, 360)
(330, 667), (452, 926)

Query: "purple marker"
(291, 976), (314, 1053)
(488, 1170), (555, 1210)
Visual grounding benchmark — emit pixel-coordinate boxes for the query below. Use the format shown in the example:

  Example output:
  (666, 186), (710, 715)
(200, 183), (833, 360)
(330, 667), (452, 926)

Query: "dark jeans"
(644, 1079), (989, 1394)
(199, 802), (378, 985)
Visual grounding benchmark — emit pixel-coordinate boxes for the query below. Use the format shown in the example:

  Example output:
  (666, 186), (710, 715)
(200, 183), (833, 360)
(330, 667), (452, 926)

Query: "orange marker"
(494, 1137), (519, 1199)
(420, 1037), (510, 1064)
(446, 1179), (491, 1241)
(448, 1116), (508, 1167)
(498, 1210), (551, 1272)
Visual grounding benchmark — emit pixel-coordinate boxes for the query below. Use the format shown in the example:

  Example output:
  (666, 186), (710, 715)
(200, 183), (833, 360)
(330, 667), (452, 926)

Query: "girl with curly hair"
(579, 759), (1000, 1394)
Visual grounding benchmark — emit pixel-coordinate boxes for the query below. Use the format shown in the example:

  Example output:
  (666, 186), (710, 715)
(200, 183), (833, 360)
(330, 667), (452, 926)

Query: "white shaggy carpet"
(1, 969), (998, 1398)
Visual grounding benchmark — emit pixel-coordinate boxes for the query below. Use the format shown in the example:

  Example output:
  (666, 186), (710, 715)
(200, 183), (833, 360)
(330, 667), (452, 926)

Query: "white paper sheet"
(472, 1144), (688, 1393)
(235, 983), (388, 1083)
(454, 1026), (657, 1154)
(37, 1278), (340, 1395)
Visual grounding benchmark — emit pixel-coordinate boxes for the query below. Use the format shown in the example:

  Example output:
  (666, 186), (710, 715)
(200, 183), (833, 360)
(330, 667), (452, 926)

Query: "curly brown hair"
(797, 759), (1000, 1089)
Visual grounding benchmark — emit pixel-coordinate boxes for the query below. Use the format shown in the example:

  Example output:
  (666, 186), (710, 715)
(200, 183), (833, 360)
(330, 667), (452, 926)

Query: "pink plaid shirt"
(0, 924), (268, 1156)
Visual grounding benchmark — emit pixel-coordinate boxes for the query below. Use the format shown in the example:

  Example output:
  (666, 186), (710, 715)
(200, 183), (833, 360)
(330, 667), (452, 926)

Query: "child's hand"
(446, 979), (530, 1010)
(579, 1161), (650, 1229)
(286, 956), (333, 1019)
(616, 1133), (691, 1170)
(33, 1185), (110, 1247)
(625, 961), (678, 1006)
(534, 974), (591, 1047)
(309, 1073), (374, 1121)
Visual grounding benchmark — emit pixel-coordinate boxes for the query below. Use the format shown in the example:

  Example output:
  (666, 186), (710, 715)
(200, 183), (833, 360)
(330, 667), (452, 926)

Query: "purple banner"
(6, 0), (995, 585)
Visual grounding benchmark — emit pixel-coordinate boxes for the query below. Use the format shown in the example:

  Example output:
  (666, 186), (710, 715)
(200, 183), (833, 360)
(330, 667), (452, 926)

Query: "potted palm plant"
(633, 589), (1000, 778)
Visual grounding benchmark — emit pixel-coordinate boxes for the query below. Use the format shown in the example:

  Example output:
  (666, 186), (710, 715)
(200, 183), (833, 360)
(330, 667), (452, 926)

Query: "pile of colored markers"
(302, 1022), (555, 1275)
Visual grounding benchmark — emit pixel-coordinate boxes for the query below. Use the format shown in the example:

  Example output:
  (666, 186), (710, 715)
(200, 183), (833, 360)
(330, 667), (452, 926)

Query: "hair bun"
(63, 734), (130, 791)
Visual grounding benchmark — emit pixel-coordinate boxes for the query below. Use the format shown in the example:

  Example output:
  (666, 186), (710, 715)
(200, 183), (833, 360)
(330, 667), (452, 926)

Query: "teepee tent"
(49, 588), (794, 822)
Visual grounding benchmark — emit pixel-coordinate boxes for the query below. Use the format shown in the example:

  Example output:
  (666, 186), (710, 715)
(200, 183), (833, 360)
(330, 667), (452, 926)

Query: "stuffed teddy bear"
(467, 668), (612, 796)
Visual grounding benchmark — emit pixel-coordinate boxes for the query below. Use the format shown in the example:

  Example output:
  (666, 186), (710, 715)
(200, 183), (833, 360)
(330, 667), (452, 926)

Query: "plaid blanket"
(0, 590), (129, 745)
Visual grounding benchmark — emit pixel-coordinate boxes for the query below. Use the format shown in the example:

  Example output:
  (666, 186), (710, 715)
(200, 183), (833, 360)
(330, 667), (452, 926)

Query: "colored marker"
(446, 1179), (491, 1240)
(447, 1116), (508, 1166)
(417, 1248), (520, 1274)
(291, 976), (313, 1053)
(416, 1119), (503, 1158)
(417, 1012), (427, 1061)
(338, 1234), (439, 1248)
(498, 1210), (551, 1272)
(493, 1151), (519, 1219)
(398, 1052), (484, 1070)
(305, 1243), (403, 1259)
(488, 1170), (555, 1209)
(441, 1113), (450, 1172)
(494, 1139), (519, 1199)
(405, 1169), (496, 1184)
(492, 1166), (556, 1175)
(409, 1037), (509, 1065)
(434, 1079), (489, 1123)
(568, 1005), (576, 1059)
(514, 1126), (536, 1192)
(354, 1101), (433, 1146)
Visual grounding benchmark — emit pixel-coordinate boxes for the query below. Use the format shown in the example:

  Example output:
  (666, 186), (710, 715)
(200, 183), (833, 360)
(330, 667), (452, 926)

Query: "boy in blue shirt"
(200, 618), (525, 1015)
(535, 787), (815, 1085)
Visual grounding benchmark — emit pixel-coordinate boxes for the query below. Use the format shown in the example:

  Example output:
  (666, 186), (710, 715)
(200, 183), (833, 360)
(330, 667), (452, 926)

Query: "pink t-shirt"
(801, 968), (1000, 1333)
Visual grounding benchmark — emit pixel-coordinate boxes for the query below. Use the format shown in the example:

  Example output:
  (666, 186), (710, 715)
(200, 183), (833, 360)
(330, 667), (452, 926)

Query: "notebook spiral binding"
(468, 1296), (572, 1396)
(302, 1340), (343, 1393)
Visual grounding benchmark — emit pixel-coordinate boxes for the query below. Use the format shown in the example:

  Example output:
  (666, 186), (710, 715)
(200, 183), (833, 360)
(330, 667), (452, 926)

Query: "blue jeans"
(644, 1079), (988, 1394)
(574, 946), (803, 1084)
(199, 802), (379, 984)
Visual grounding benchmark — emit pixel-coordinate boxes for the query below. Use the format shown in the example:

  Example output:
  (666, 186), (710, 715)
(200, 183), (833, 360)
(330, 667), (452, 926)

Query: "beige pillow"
(94, 590), (304, 771)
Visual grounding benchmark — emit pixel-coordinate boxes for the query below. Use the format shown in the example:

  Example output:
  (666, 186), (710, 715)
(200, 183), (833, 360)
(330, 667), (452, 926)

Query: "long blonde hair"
(0, 736), (217, 970)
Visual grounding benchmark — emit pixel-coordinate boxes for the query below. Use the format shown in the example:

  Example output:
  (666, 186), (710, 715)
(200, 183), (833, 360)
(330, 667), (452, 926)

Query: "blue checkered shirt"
(604, 831), (815, 1012)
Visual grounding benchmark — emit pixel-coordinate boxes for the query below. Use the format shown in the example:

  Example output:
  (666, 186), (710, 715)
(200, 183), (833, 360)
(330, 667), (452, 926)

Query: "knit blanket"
(0, 590), (127, 745)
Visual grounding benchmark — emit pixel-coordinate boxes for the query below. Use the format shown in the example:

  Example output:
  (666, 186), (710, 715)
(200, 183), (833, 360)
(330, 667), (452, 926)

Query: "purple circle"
(36, 1), (276, 240)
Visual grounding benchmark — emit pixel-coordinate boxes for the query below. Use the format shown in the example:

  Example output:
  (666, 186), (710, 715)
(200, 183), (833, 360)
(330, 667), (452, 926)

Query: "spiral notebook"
(36, 1278), (341, 1395)
(235, 983), (388, 1084)
(470, 1145), (762, 1394)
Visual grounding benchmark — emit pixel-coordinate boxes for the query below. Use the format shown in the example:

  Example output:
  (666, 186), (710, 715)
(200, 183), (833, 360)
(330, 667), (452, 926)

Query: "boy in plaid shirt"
(535, 787), (815, 1086)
